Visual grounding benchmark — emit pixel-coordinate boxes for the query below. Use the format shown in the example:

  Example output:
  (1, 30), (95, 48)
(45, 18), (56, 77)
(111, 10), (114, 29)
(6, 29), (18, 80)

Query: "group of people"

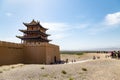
(111, 51), (120, 59)
(93, 56), (100, 60)
(64, 59), (77, 64)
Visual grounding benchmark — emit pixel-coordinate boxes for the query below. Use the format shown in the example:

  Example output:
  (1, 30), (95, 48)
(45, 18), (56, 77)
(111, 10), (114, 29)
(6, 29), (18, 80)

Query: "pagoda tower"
(16, 20), (51, 44)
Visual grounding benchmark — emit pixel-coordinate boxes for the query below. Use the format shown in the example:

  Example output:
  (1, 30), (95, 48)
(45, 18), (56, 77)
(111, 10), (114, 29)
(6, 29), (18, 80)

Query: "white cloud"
(41, 22), (71, 40)
(75, 23), (90, 29)
(50, 33), (69, 40)
(5, 0), (39, 4)
(42, 22), (70, 32)
(42, 22), (91, 40)
(88, 25), (108, 35)
(5, 12), (12, 17)
(87, 12), (120, 35)
(105, 12), (120, 26)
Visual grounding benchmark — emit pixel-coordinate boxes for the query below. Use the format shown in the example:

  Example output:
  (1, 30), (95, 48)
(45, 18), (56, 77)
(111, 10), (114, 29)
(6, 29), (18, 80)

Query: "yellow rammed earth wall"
(0, 41), (60, 65)
(24, 43), (46, 64)
(24, 43), (60, 64)
(0, 41), (24, 65)
(46, 44), (60, 64)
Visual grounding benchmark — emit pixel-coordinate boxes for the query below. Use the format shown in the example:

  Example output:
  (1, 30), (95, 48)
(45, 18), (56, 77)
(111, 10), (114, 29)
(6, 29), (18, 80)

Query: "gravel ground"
(1, 53), (120, 80)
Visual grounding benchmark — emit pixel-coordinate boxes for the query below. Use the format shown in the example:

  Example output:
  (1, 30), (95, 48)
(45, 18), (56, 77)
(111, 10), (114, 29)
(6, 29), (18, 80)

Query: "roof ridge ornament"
(30, 19), (37, 24)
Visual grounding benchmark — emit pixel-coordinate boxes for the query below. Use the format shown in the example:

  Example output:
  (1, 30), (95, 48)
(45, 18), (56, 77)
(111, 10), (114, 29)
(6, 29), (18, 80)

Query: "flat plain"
(0, 53), (120, 80)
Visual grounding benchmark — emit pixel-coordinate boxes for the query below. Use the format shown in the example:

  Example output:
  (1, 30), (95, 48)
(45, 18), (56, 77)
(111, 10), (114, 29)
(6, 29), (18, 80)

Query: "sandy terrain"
(1, 53), (120, 80)
(61, 53), (108, 61)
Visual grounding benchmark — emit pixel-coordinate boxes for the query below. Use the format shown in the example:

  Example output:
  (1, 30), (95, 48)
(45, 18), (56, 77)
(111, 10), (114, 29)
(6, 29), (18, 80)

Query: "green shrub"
(79, 72), (83, 74)
(0, 71), (3, 73)
(76, 53), (84, 55)
(11, 66), (15, 69)
(54, 77), (57, 79)
(42, 74), (49, 77)
(60, 51), (84, 55)
(61, 70), (67, 74)
(41, 67), (45, 69)
(69, 77), (74, 80)
(82, 68), (87, 71)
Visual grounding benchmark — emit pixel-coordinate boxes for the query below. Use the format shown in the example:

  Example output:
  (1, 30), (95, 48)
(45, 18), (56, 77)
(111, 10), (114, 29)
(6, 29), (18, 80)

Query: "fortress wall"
(0, 41), (60, 65)
(24, 43), (60, 64)
(24, 43), (46, 64)
(0, 41), (24, 65)
(46, 44), (60, 64)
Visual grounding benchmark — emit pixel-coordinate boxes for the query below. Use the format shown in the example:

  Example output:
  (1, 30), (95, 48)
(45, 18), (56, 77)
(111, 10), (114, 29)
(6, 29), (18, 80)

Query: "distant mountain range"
(62, 47), (120, 52)
(89, 47), (120, 51)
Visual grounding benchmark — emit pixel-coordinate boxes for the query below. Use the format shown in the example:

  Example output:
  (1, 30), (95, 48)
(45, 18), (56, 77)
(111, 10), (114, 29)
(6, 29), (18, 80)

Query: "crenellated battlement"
(0, 40), (58, 48)
(24, 42), (59, 47)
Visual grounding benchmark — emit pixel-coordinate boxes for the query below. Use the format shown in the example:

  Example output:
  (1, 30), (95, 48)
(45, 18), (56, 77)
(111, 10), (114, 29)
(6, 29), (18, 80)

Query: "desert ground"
(0, 53), (120, 80)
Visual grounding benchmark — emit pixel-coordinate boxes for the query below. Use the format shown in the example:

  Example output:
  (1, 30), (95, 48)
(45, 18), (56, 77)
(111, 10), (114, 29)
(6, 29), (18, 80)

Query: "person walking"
(118, 51), (120, 59)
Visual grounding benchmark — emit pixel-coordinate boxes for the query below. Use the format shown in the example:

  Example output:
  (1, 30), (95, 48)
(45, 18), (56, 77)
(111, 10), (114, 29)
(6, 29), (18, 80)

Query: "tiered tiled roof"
(23, 19), (48, 30)
(16, 20), (51, 43)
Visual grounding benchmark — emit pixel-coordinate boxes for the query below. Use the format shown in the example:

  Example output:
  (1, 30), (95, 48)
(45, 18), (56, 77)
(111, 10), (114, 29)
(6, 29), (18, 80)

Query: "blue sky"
(0, 0), (120, 50)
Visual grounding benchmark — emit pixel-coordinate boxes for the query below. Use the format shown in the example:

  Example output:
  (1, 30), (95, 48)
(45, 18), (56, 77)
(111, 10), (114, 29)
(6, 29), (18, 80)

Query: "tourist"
(110, 51), (114, 58)
(97, 56), (100, 59)
(93, 56), (96, 60)
(111, 51), (117, 58)
(72, 60), (73, 63)
(74, 59), (76, 62)
(118, 51), (120, 59)
(66, 59), (68, 63)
